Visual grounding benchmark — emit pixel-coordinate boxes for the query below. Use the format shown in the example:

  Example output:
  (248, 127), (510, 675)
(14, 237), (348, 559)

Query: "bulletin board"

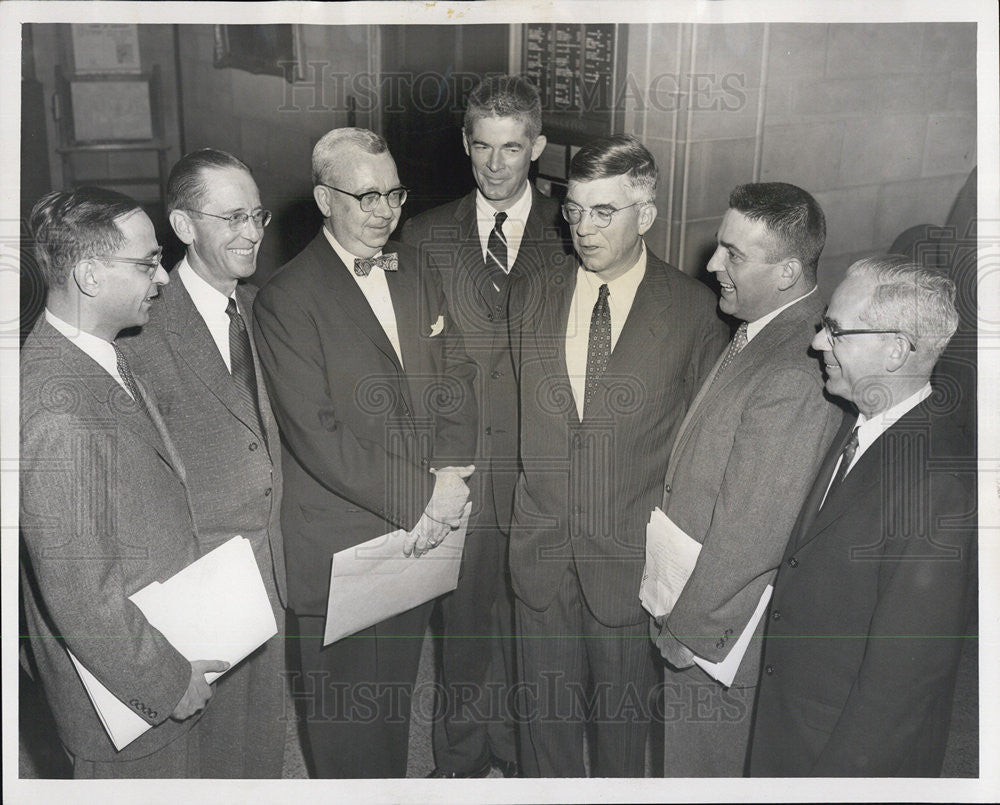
(69, 78), (154, 142)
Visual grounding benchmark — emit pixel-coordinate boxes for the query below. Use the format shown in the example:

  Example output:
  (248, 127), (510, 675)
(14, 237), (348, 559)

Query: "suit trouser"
(291, 602), (432, 778)
(515, 562), (659, 777)
(195, 534), (287, 778)
(432, 475), (517, 772)
(661, 665), (756, 777)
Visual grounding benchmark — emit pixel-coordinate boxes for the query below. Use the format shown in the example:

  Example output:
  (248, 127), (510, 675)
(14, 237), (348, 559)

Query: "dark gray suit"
(400, 186), (567, 772)
(120, 271), (287, 778)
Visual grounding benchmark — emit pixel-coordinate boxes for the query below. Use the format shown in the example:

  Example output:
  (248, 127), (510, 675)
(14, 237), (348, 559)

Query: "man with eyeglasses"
(118, 148), (287, 777)
(647, 182), (842, 776)
(399, 74), (569, 780)
(253, 127), (477, 778)
(20, 186), (230, 777)
(749, 256), (976, 777)
(507, 134), (727, 776)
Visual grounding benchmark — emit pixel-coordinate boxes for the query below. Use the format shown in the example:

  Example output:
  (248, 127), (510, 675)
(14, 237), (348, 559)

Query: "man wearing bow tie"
(253, 127), (477, 778)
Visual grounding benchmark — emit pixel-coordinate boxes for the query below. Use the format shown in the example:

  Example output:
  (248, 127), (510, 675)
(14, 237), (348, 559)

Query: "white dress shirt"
(474, 181), (533, 273)
(565, 244), (647, 420)
(745, 287), (817, 343)
(177, 257), (240, 372)
(323, 226), (404, 368)
(45, 309), (131, 396)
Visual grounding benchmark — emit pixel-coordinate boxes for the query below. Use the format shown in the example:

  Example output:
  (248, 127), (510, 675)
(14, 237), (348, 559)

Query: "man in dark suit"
(749, 256), (976, 776)
(120, 149), (287, 778)
(253, 127), (477, 778)
(648, 183), (843, 776)
(20, 187), (227, 777)
(508, 135), (728, 776)
(400, 74), (567, 779)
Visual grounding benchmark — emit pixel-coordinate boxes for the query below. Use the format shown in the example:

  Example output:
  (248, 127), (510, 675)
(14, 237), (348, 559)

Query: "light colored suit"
(120, 274), (287, 778)
(20, 317), (200, 770)
(652, 291), (842, 776)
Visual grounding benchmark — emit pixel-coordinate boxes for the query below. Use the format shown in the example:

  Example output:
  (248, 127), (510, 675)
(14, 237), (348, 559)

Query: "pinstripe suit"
(120, 272), (287, 778)
(508, 249), (727, 776)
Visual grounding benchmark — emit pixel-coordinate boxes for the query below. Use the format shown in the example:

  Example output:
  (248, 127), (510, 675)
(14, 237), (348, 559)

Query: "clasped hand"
(402, 464), (474, 557)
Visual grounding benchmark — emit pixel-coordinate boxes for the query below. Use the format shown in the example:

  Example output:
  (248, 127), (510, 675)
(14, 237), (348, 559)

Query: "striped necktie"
(226, 298), (266, 446)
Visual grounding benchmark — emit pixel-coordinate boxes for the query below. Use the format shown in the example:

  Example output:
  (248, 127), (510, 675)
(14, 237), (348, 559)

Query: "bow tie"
(353, 253), (398, 277)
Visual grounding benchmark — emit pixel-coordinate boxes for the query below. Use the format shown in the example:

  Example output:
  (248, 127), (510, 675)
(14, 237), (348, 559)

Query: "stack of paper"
(324, 503), (472, 645)
(68, 535), (277, 750)
(639, 506), (702, 618)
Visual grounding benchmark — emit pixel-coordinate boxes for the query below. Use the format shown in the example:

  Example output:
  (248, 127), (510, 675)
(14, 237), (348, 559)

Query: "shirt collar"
(855, 383), (933, 444)
(578, 241), (647, 297)
(475, 181), (532, 226)
(323, 226), (382, 274)
(178, 256), (235, 316)
(44, 308), (119, 375)
(745, 287), (816, 343)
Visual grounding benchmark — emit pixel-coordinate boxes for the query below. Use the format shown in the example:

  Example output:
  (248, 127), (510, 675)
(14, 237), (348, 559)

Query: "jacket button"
(664, 483), (672, 494)
(765, 665), (775, 675)
(485, 426), (492, 436)
(771, 610), (781, 621)
(264, 488), (272, 497)
(490, 370), (502, 379)
(787, 557), (798, 568)
(487, 313), (494, 321)
(249, 442), (258, 451)
(420, 458), (430, 466)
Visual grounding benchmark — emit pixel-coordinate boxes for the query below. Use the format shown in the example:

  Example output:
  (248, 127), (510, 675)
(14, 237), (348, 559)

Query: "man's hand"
(424, 465), (474, 527)
(649, 617), (696, 669)
(403, 510), (452, 558)
(170, 659), (230, 721)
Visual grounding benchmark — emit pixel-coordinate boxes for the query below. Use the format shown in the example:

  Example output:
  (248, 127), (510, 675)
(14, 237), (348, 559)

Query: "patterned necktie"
(485, 211), (509, 293)
(583, 283), (611, 416)
(226, 298), (266, 444)
(712, 321), (749, 386)
(353, 253), (399, 277)
(825, 426), (860, 501)
(113, 342), (146, 411)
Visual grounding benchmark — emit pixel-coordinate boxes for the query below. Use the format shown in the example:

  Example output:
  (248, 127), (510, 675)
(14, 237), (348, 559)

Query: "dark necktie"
(583, 283), (611, 416)
(113, 342), (146, 410)
(823, 426), (860, 506)
(712, 321), (749, 386)
(226, 298), (266, 443)
(485, 211), (508, 292)
(354, 253), (399, 277)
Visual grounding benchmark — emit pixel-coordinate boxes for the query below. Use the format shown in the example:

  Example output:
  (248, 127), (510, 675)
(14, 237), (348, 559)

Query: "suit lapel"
(383, 247), (419, 414)
(534, 261), (578, 423)
(453, 193), (502, 310)
(162, 278), (264, 443)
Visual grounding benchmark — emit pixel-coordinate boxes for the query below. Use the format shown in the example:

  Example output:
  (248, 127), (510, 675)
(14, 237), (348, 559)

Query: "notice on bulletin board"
(72, 24), (141, 74)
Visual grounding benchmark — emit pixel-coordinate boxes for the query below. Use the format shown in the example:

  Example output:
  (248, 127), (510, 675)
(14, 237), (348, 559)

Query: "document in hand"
(639, 507), (702, 618)
(323, 503), (472, 646)
(67, 535), (277, 750)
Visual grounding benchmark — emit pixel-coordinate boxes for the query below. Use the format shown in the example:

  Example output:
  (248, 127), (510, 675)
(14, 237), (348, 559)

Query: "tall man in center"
(508, 135), (728, 776)
(401, 74), (568, 779)
(253, 128), (477, 778)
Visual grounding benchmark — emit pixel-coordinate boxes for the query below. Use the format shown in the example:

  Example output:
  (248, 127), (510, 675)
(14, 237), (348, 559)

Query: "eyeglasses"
(561, 200), (647, 229)
(821, 316), (916, 352)
(320, 184), (408, 212)
(97, 247), (164, 277)
(186, 208), (273, 230)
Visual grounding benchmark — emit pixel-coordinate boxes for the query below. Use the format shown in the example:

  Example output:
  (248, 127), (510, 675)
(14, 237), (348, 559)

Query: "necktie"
(485, 211), (509, 292)
(825, 426), (860, 502)
(583, 283), (611, 416)
(113, 342), (146, 410)
(226, 298), (266, 443)
(712, 321), (749, 386)
(354, 253), (399, 277)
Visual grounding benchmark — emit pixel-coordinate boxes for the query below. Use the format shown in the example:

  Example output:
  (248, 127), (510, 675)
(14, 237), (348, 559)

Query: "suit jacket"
(120, 273), (286, 606)
(652, 292), (842, 687)
(252, 233), (477, 615)
(19, 317), (200, 762)
(750, 400), (977, 776)
(508, 249), (728, 627)
(399, 186), (569, 530)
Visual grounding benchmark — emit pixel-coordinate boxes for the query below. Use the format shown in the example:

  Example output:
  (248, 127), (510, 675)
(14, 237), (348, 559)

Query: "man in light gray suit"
(121, 149), (287, 777)
(650, 183), (843, 776)
(20, 187), (226, 777)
